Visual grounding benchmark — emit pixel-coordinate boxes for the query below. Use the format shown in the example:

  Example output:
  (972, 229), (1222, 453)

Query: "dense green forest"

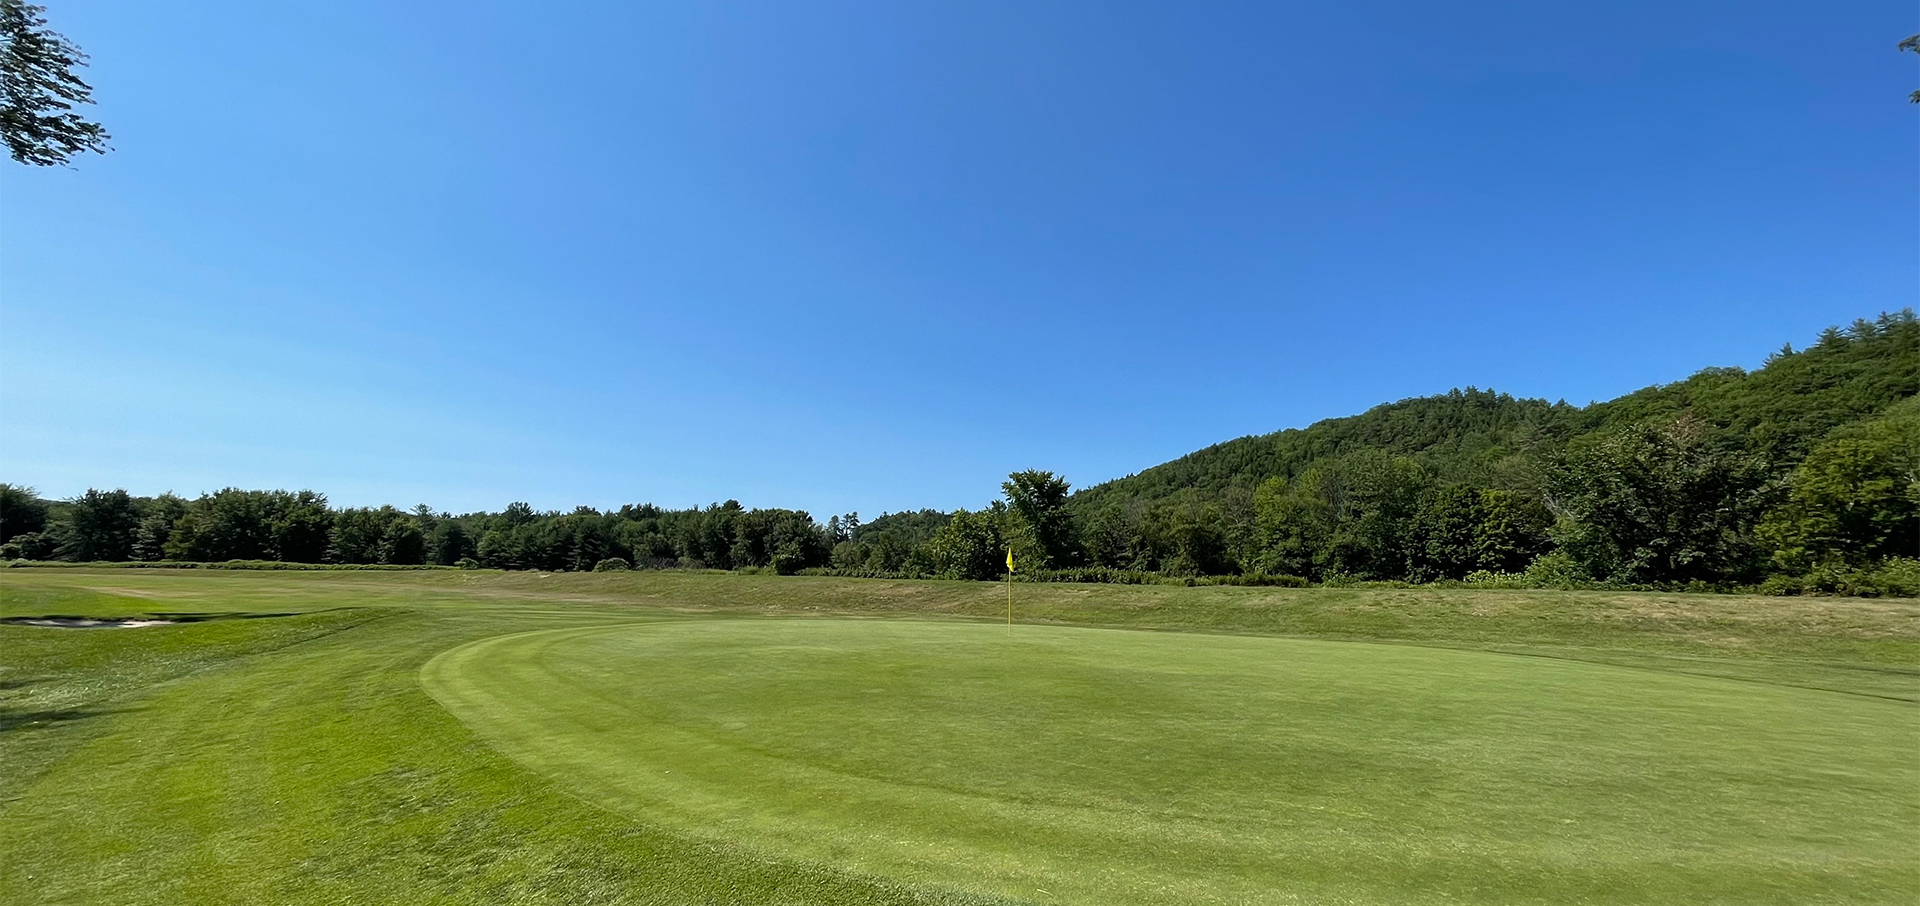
(3, 312), (1915, 594)
(1057, 311), (1917, 592)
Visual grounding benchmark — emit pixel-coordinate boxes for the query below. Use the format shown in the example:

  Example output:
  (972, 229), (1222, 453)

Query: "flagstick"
(1005, 549), (1013, 636)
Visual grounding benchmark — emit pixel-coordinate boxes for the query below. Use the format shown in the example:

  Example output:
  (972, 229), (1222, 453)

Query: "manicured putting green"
(423, 619), (1916, 905)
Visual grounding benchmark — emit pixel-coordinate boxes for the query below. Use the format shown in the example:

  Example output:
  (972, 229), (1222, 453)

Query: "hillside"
(1071, 311), (1919, 515)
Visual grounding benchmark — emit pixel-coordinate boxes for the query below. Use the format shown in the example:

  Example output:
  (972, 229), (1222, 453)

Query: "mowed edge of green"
(421, 617), (1920, 906)
(0, 611), (1040, 906)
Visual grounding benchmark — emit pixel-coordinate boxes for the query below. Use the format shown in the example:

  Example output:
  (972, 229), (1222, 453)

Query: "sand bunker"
(1, 617), (180, 629)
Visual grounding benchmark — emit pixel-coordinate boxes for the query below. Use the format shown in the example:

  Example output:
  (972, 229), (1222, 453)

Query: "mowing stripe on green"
(423, 618), (1918, 906)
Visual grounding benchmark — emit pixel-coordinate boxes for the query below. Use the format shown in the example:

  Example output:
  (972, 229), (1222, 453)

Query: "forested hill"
(1070, 311), (1919, 515)
(1070, 390), (1566, 514)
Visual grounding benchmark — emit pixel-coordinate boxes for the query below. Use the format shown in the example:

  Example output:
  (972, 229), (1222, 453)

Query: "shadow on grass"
(0, 611), (307, 628)
(0, 706), (123, 733)
(155, 611), (306, 621)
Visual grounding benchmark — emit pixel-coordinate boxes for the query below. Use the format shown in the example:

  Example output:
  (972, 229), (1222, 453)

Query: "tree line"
(0, 490), (851, 575)
(3, 312), (1915, 594)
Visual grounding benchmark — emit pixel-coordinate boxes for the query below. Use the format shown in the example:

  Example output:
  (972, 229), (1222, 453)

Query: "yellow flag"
(1006, 549), (1015, 573)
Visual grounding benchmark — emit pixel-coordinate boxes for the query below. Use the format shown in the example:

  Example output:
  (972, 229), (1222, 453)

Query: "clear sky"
(2, 1), (1913, 518)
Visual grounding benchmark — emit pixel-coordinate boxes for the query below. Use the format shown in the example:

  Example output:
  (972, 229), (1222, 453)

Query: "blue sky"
(2, 1), (1913, 517)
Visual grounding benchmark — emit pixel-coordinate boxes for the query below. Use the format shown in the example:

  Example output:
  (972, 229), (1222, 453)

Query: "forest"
(3, 311), (1915, 595)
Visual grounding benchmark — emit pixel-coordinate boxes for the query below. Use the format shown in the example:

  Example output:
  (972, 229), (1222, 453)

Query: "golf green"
(422, 618), (1916, 905)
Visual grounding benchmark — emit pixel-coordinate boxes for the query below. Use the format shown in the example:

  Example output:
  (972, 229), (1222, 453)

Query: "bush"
(1201, 572), (1310, 588)
(1020, 567), (1180, 585)
(1853, 558), (1919, 597)
(1461, 569), (1528, 589)
(1319, 572), (1413, 589)
(1518, 551), (1582, 588)
(456, 557), (481, 570)
(795, 566), (906, 579)
(1452, 553), (1594, 590)
(1755, 573), (1805, 596)
(769, 540), (807, 576)
(1764, 558), (1920, 598)
(0, 531), (58, 561)
(592, 557), (631, 572)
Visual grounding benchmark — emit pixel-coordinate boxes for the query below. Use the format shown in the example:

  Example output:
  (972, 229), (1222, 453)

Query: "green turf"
(1, 569), (1915, 905)
(423, 618), (1916, 905)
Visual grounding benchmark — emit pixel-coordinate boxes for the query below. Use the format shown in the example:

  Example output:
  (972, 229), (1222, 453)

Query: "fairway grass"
(2, 569), (1916, 905)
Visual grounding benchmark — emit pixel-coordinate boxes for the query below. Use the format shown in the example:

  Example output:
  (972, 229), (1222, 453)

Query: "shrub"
(1461, 569), (1526, 589)
(1452, 553), (1594, 590)
(1756, 573), (1803, 596)
(795, 566), (906, 579)
(770, 540), (807, 575)
(1319, 572), (1413, 589)
(592, 557), (631, 572)
(1766, 557), (1920, 598)
(1020, 567), (1180, 585)
(0, 531), (58, 561)
(1520, 551), (1588, 589)
(1868, 558), (1920, 596)
(1203, 572), (1310, 588)
(456, 557), (481, 570)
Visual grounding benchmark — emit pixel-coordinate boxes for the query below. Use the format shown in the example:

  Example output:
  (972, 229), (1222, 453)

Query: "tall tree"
(1325, 451), (1432, 579)
(1759, 399), (1920, 572)
(165, 489), (280, 561)
(379, 517), (427, 565)
(1251, 474), (1333, 578)
(63, 487), (138, 560)
(1161, 504), (1230, 577)
(1471, 489), (1554, 573)
(1002, 470), (1079, 569)
(1548, 414), (1772, 585)
(431, 521), (474, 565)
(1412, 486), (1486, 581)
(131, 493), (188, 561)
(1, 0), (108, 165)
(327, 508), (392, 564)
(1084, 502), (1153, 571)
(913, 507), (1007, 580)
(274, 491), (334, 562)
(0, 482), (47, 542)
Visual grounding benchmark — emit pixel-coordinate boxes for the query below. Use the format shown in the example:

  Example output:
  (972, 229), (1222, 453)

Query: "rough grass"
(1, 569), (1915, 905)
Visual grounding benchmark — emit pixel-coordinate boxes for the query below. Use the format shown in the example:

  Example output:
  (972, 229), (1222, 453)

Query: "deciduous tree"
(0, 482), (47, 543)
(63, 487), (138, 560)
(1760, 400), (1919, 572)
(1548, 414), (1772, 584)
(1002, 470), (1079, 568)
(1, 0), (108, 165)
